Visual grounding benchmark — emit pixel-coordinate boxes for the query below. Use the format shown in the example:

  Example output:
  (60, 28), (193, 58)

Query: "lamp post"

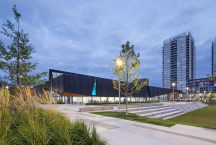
(172, 82), (176, 103)
(118, 79), (121, 109)
(199, 93), (202, 102)
(50, 78), (53, 98)
(186, 87), (189, 102)
(116, 58), (123, 112)
(204, 90), (206, 102)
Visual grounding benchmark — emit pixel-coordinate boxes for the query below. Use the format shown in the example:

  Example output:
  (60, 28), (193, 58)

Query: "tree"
(208, 92), (214, 102)
(0, 5), (47, 87)
(112, 41), (146, 115)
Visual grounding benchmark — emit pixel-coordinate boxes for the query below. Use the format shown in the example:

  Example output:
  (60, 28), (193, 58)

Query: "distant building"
(162, 32), (196, 92)
(188, 78), (216, 93)
(212, 38), (216, 76)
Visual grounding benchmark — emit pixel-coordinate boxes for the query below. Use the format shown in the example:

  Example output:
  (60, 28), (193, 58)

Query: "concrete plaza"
(44, 104), (216, 145)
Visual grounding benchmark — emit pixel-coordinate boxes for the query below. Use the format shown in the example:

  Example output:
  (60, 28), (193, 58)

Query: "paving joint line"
(134, 124), (216, 144)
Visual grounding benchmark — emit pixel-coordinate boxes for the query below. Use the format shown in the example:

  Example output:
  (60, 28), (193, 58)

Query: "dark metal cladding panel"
(62, 74), (118, 97)
(44, 69), (183, 97)
(52, 75), (64, 95)
(63, 74), (95, 96)
(41, 75), (64, 95)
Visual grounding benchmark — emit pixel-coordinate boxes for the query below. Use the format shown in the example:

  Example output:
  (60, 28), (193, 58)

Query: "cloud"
(0, 0), (216, 86)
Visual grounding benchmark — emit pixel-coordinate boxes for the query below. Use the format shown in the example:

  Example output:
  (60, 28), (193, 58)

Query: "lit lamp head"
(172, 82), (176, 87)
(186, 87), (189, 90)
(116, 58), (123, 67)
(5, 86), (9, 89)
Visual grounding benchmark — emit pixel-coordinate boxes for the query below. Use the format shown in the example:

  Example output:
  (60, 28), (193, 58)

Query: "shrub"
(56, 99), (65, 104)
(0, 87), (106, 145)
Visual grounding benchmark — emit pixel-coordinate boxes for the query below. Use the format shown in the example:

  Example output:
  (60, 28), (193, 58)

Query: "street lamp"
(186, 87), (189, 102)
(116, 58), (123, 67)
(199, 93), (202, 101)
(172, 82), (176, 103)
(5, 86), (9, 89)
(115, 58), (123, 112)
(204, 90), (206, 102)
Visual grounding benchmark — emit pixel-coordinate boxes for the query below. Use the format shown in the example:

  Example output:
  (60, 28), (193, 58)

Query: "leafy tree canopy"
(112, 41), (147, 115)
(0, 5), (47, 87)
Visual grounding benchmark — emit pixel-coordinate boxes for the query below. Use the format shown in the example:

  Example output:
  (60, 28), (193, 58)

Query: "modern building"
(188, 78), (216, 94)
(39, 69), (182, 104)
(212, 38), (216, 76)
(162, 32), (196, 92)
(188, 38), (216, 95)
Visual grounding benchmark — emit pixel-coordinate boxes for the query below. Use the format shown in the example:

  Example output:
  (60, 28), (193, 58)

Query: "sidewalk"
(45, 105), (216, 145)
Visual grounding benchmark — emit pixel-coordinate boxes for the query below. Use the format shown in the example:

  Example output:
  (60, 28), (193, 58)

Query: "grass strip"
(169, 104), (216, 129)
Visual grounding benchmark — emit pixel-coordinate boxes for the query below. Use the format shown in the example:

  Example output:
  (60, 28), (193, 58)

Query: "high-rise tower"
(162, 32), (196, 92)
(212, 39), (216, 76)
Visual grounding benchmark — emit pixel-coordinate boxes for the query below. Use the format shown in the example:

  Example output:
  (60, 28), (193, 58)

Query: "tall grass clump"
(0, 87), (106, 145)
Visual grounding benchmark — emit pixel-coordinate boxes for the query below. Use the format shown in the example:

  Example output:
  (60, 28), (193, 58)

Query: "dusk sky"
(1, 0), (216, 87)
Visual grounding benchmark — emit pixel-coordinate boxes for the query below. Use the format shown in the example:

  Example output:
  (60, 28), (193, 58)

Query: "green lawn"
(169, 104), (216, 129)
(93, 103), (216, 129)
(92, 112), (175, 127)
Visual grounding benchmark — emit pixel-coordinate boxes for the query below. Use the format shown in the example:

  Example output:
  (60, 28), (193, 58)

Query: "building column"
(67, 96), (70, 104)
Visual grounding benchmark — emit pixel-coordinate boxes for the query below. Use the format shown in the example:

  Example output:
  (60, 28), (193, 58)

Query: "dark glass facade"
(163, 32), (196, 92)
(188, 78), (216, 93)
(212, 39), (216, 76)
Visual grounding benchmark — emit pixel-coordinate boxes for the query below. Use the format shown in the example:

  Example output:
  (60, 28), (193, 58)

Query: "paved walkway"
(43, 104), (216, 145)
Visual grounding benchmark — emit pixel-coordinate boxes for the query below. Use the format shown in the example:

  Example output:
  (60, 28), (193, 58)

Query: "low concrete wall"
(79, 106), (113, 112)
(79, 103), (163, 112)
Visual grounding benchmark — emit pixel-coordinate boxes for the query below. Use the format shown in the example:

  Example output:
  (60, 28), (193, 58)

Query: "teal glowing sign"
(91, 79), (96, 96)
